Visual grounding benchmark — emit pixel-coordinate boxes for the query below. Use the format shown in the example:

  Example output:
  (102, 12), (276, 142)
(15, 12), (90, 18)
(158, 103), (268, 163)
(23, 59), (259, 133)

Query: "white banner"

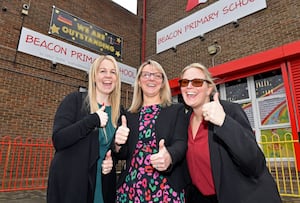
(17, 27), (136, 85)
(157, 0), (267, 53)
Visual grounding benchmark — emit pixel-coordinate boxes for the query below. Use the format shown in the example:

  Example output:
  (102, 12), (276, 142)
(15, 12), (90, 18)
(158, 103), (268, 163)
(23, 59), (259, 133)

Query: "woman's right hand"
(115, 115), (130, 145)
(96, 105), (108, 127)
(102, 150), (113, 174)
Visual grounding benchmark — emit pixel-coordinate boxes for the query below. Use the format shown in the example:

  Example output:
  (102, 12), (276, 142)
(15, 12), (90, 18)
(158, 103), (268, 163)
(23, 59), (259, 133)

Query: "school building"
(1, 0), (300, 199)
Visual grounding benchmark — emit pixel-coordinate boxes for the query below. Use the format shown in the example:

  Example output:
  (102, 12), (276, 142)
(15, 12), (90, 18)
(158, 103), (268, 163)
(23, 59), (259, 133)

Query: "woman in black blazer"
(113, 60), (189, 202)
(47, 55), (121, 203)
(179, 63), (282, 203)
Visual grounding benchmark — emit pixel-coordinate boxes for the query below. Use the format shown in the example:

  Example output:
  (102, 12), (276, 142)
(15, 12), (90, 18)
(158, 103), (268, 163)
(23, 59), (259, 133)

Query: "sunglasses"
(178, 78), (210, 87)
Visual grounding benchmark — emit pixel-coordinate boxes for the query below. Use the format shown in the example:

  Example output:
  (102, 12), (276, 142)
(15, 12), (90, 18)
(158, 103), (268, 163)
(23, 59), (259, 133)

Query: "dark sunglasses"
(178, 78), (210, 87)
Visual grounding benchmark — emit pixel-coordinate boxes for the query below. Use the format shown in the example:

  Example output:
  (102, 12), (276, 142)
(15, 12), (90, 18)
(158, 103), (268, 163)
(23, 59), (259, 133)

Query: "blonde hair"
(128, 60), (172, 113)
(87, 55), (121, 127)
(180, 63), (218, 95)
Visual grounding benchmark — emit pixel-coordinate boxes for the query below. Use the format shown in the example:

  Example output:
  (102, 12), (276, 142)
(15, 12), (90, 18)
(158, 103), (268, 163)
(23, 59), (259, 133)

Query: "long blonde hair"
(128, 60), (171, 113)
(87, 55), (121, 127)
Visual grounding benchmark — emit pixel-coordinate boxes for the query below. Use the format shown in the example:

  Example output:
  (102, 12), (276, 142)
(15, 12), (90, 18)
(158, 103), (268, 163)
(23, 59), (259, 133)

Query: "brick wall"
(0, 0), (140, 139)
(2, 0), (300, 139)
(143, 0), (300, 80)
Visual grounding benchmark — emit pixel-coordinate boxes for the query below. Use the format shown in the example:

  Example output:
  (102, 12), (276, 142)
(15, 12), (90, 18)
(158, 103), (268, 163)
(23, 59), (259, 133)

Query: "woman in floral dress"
(113, 60), (189, 203)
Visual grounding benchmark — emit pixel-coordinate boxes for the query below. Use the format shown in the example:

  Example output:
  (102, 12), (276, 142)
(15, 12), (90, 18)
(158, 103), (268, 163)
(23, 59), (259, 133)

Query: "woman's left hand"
(150, 139), (172, 171)
(202, 92), (225, 126)
(102, 150), (113, 174)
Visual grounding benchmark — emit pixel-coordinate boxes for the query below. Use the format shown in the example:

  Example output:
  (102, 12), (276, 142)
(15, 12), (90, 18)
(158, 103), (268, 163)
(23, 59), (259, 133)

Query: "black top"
(113, 103), (190, 192)
(47, 91), (116, 203)
(186, 100), (282, 203)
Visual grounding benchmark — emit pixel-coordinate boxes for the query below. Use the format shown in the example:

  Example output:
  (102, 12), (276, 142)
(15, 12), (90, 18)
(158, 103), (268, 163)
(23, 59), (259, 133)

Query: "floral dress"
(116, 104), (185, 203)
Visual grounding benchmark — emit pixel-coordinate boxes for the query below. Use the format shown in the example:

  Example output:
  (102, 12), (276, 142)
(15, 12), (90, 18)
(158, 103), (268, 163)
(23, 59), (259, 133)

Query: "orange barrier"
(1, 134), (300, 199)
(0, 136), (54, 192)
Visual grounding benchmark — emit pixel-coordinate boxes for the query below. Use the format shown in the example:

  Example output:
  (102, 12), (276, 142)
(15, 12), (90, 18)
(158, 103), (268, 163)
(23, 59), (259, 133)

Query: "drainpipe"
(141, 0), (146, 62)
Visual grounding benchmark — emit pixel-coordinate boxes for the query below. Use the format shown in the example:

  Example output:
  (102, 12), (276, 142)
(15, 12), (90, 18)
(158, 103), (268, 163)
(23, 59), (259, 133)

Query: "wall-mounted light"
(207, 45), (217, 55)
(21, 3), (30, 15)
(171, 46), (177, 53)
(232, 20), (239, 28)
(207, 42), (221, 55)
(208, 41), (220, 55)
(207, 41), (222, 66)
(78, 86), (87, 92)
(51, 61), (57, 69)
(199, 34), (205, 41)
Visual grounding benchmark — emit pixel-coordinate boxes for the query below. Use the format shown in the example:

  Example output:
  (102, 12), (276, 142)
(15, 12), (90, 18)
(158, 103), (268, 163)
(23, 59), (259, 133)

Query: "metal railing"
(0, 135), (300, 198)
(260, 133), (300, 197)
(0, 136), (54, 192)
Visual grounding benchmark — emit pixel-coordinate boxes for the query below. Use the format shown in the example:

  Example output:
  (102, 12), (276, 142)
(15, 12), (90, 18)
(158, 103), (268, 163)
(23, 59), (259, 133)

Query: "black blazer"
(114, 103), (190, 192)
(187, 100), (282, 203)
(47, 91), (116, 203)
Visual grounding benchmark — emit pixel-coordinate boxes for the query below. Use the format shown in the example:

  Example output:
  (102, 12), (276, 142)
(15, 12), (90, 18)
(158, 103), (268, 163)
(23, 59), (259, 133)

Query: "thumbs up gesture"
(150, 139), (172, 171)
(202, 92), (225, 126)
(96, 105), (108, 127)
(102, 150), (113, 174)
(115, 115), (130, 146)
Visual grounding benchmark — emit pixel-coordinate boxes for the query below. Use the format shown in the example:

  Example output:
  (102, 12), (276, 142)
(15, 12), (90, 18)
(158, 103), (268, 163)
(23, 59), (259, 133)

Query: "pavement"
(0, 190), (46, 203)
(283, 197), (300, 203)
(0, 190), (300, 203)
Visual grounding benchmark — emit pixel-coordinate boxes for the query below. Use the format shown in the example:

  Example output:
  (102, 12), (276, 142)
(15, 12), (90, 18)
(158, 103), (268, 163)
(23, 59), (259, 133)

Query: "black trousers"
(185, 184), (218, 203)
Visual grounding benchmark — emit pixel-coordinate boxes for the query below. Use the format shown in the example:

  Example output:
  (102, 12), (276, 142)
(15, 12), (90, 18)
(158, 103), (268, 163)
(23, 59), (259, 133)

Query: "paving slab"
(1, 190), (300, 203)
(0, 190), (46, 203)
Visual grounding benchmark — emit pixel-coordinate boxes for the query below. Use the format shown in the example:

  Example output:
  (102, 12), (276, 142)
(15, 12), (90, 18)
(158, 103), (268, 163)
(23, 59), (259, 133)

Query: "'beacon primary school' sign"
(157, 0), (267, 53)
(49, 6), (123, 60)
(17, 27), (136, 85)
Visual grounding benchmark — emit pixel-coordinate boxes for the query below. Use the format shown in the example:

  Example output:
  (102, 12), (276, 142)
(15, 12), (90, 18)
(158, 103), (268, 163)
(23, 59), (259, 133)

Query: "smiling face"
(139, 64), (163, 101)
(95, 59), (117, 96)
(180, 67), (213, 110)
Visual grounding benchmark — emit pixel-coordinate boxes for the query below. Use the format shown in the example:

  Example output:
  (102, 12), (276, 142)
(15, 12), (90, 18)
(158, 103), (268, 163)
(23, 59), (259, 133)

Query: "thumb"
(105, 150), (112, 159)
(159, 139), (165, 151)
(213, 92), (220, 103)
(121, 115), (127, 127)
(100, 104), (105, 111)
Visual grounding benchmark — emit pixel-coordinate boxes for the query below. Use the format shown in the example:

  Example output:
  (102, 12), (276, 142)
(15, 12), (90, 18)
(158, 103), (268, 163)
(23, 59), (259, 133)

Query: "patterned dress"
(116, 104), (185, 203)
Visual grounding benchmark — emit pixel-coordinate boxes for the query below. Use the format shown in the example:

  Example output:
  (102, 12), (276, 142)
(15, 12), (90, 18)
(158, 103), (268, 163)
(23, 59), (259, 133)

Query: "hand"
(102, 150), (113, 174)
(96, 105), (108, 127)
(150, 139), (172, 171)
(202, 92), (226, 126)
(115, 115), (130, 146)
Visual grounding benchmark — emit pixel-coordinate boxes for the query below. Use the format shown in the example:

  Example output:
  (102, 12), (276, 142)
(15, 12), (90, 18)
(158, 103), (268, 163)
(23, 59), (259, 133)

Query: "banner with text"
(157, 0), (267, 53)
(18, 27), (136, 85)
(49, 6), (123, 60)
